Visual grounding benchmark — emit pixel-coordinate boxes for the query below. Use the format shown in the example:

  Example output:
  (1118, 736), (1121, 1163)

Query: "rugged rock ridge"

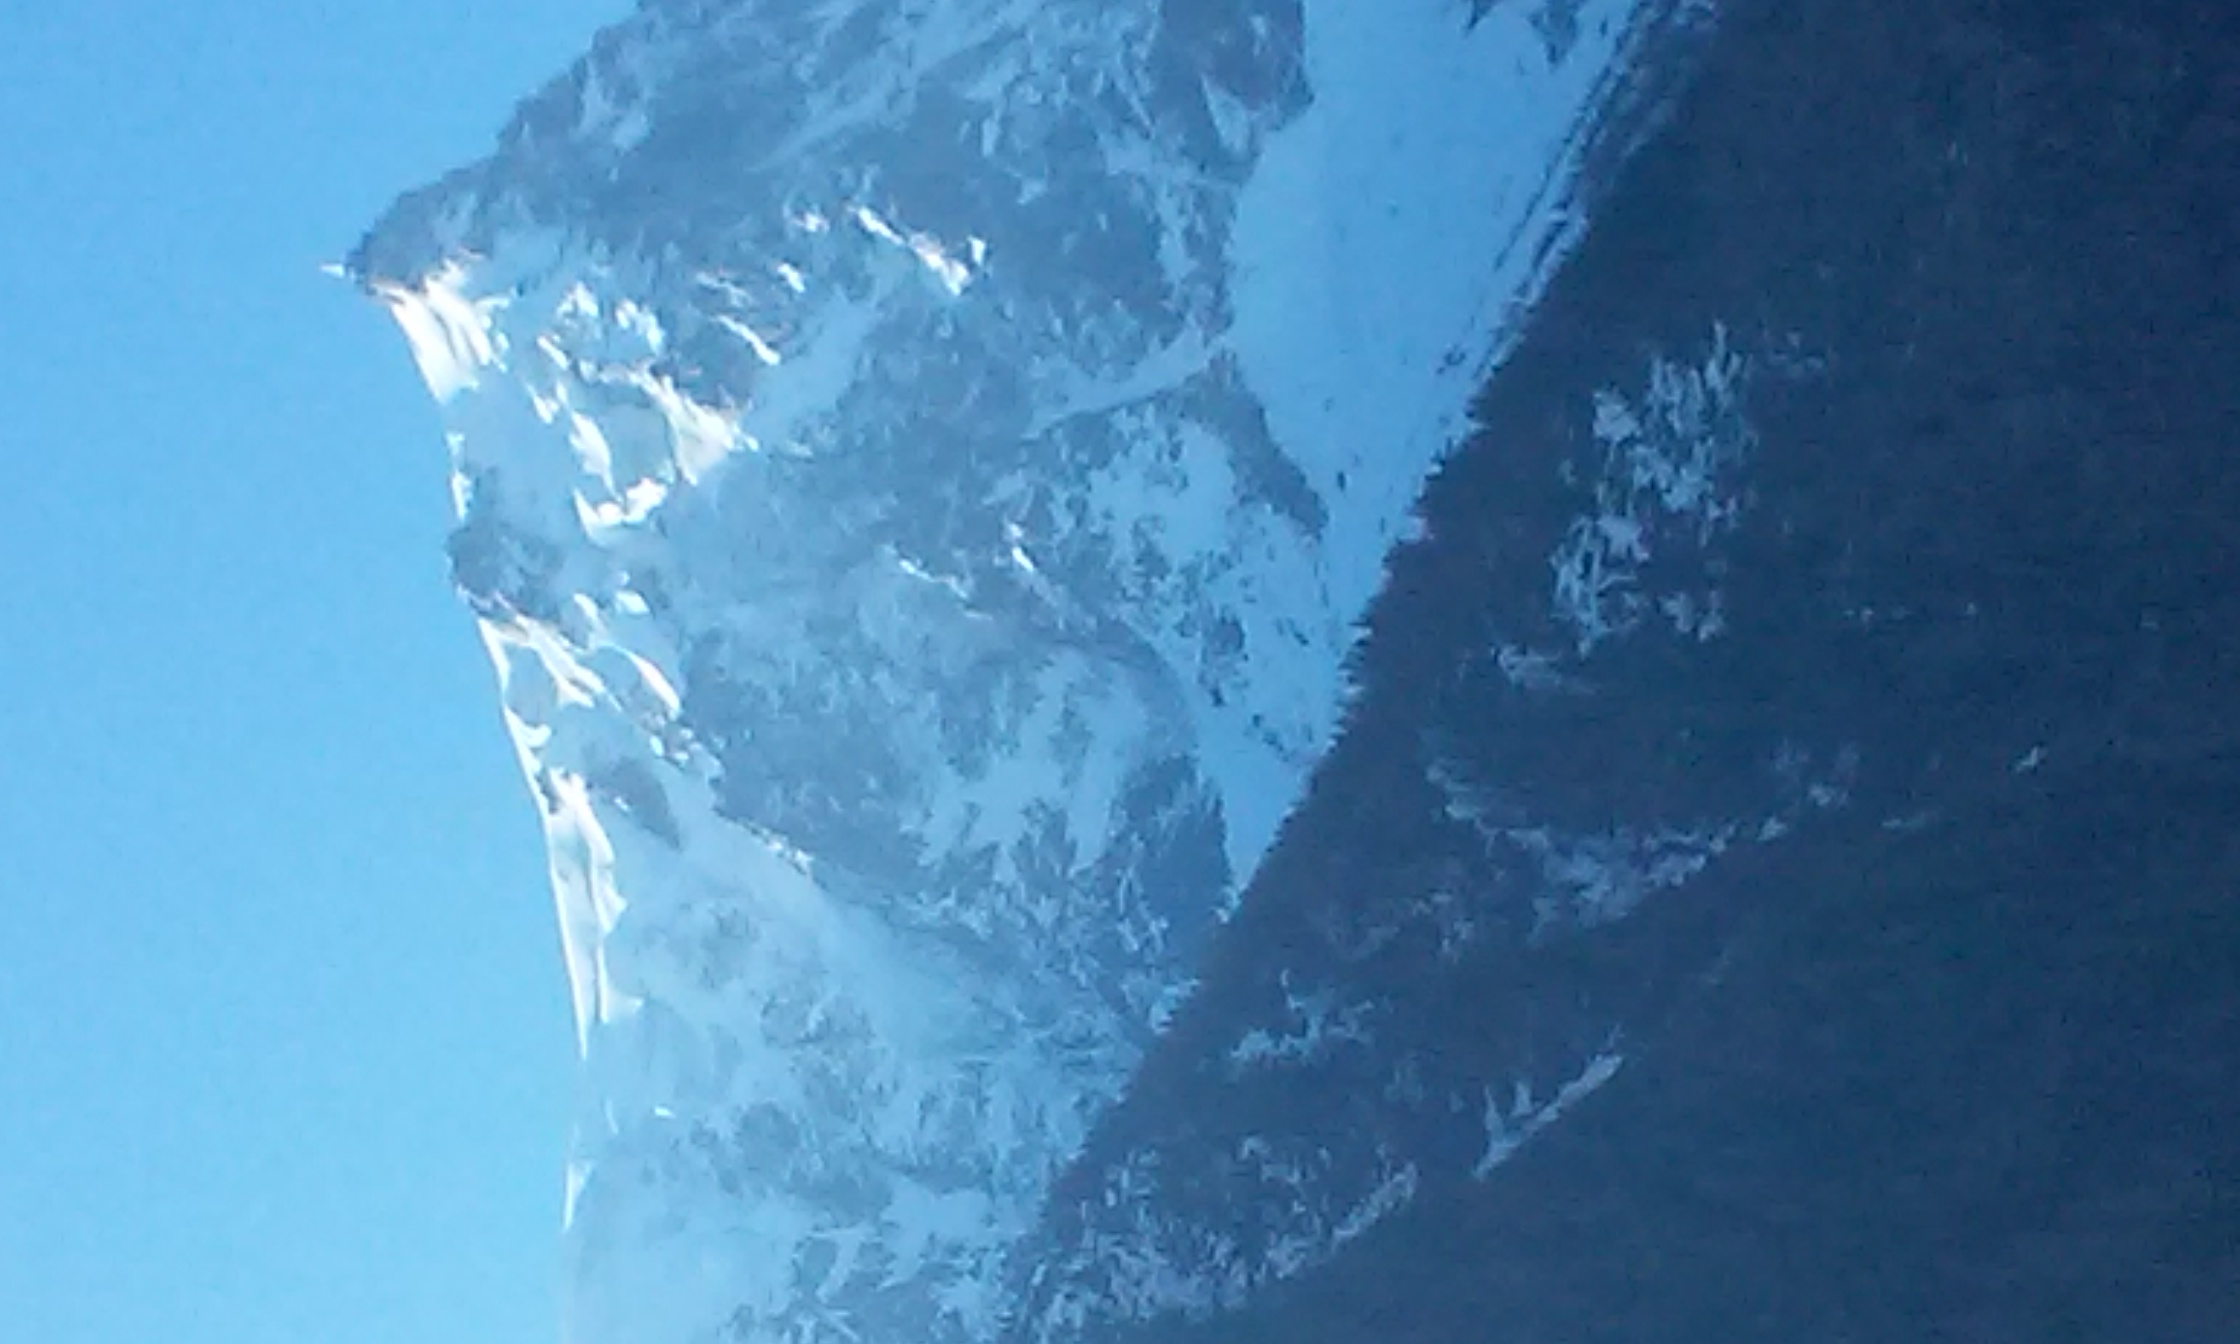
(351, 2), (1690, 1341)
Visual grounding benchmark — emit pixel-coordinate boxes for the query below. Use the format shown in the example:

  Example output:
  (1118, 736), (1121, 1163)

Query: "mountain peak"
(357, 2), (1682, 1339)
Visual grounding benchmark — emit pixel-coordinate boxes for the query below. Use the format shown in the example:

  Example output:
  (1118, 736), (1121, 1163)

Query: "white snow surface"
(357, 2), (1674, 1341)
(1474, 1041), (1628, 1178)
(1549, 324), (1755, 654)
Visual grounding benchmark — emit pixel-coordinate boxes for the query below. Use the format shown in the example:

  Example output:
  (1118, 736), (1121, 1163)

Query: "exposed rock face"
(352, 3), (1694, 1341)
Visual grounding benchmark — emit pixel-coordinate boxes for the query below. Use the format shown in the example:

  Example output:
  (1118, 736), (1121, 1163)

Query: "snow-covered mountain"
(350, 2), (1691, 1341)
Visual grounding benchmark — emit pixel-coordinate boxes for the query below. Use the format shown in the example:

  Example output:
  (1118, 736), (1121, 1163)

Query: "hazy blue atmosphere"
(0, 5), (626, 1341)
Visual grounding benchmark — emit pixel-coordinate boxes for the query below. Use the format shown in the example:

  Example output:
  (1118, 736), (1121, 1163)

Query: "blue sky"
(0, 4), (627, 1341)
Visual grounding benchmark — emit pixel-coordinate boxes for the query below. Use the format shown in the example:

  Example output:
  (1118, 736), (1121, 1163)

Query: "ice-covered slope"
(350, 2), (1680, 1341)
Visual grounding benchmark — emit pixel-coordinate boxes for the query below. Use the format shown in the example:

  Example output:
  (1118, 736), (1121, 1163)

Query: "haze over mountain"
(354, 1), (2240, 1341)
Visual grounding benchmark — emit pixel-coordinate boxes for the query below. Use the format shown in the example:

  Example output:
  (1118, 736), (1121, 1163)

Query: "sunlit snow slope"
(351, 2), (1678, 1341)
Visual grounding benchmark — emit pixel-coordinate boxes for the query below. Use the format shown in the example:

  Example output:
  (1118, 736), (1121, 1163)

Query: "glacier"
(348, 1), (1688, 1341)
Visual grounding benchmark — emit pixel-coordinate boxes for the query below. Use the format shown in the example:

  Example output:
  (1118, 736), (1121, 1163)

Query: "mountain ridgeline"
(354, 0), (2239, 1341)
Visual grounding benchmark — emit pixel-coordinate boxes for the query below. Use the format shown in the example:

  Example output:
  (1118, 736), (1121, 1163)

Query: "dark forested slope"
(1034, 0), (2240, 1338)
